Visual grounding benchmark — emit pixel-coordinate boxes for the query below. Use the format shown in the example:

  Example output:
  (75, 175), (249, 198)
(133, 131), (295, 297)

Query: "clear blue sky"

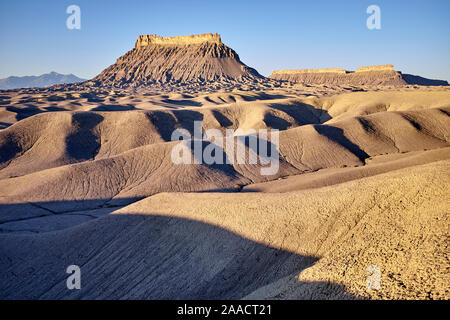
(1, 0), (449, 81)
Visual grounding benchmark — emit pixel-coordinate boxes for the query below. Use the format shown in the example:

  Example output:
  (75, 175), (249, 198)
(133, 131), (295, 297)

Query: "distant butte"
(270, 65), (448, 86)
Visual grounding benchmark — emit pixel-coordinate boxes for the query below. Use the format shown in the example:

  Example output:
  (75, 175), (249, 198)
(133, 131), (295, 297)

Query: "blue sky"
(1, 0), (449, 81)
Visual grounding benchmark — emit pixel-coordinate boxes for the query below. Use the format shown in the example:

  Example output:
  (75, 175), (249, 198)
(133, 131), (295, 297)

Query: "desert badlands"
(0, 33), (449, 300)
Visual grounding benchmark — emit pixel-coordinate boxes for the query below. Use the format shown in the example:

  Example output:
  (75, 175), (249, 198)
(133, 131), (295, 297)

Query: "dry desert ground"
(0, 33), (449, 300)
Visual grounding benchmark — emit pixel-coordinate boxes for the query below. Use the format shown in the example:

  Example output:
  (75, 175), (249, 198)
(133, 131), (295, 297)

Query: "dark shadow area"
(172, 109), (205, 134)
(161, 98), (202, 107)
(439, 108), (450, 117)
(171, 139), (241, 180)
(0, 198), (358, 300)
(146, 110), (204, 141)
(6, 105), (42, 121)
(43, 106), (68, 112)
(0, 121), (11, 129)
(211, 109), (233, 127)
(0, 137), (21, 164)
(314, 125), (369, 162)
(189, 140), (232, 168)
(87, 97), (105, 103)
(203, 96), (219, 104)
(0, 198), (138, 226)
(268, 102), (332, 125)
(236, 134), (279, 160)
(237, 92), (289, 101)
(230, 133), (297, 179)
(65, 112), (104, 161)
(401, 114), (422, 131)
(91, 104), (137, 111)
(146, 110), (178, 141)
(263, 113), (291, 130)
(402, 74), (449, 86)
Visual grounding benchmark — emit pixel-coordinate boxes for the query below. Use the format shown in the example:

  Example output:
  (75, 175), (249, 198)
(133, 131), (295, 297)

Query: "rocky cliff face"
(270, 65), (407, 86)
(92, 33), (264, 88)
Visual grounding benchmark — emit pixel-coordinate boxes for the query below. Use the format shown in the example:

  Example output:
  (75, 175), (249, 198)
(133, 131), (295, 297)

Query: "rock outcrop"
(92, 33), (264, 88)
(270, 65), (406, 86)
(135, 33), (222, 48)
(270, 64), (448, 87)
(355, 64), (395, 72)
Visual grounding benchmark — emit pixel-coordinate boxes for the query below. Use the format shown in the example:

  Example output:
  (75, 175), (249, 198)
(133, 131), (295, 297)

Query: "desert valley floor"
(1, 83), (449, 300)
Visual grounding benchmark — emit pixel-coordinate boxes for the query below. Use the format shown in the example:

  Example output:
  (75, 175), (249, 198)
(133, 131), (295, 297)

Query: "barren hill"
(92, 33), (264, 88)
(270, 65), (449, 86)
(1, 158), (449, 299)
(1, 90), (449, 226)
(0, 84), (450, 299)
(1, 29), (450, 301)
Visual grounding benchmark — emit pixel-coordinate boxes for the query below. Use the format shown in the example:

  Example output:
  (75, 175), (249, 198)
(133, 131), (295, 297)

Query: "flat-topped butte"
(272, 64), (395, 75)
(135, 33), (222, 48)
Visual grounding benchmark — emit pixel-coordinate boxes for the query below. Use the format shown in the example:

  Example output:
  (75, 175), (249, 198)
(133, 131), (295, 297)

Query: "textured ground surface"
(0, 87), (449, 299)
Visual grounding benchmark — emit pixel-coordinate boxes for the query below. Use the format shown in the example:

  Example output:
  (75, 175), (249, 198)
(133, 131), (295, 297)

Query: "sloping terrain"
(0, 87), (449, 300)
(1, 90), (448, 179)
(91, 33), (264, 88)
(1, 159), (448, 299)
(0, 90), (449, 227)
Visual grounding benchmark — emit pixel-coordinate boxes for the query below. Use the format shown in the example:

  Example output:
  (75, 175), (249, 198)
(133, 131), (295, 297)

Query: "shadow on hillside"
(402, 73), (449, 86)
(146, 109), (205, 141)
(6, 105), (42, 121)
(237, 92), (290, 101)
(314, 125), (369, 162)
(211, 109), (233, 127)
(91, 104), (137, 111)
(43, 106), (69, 112)
(4, 104), (68, 125)
(66, 113), (104, 161)
(0, 198), (359, 300)
(0, 137), (21, 164)
(161, 98), (202, 107)
(268, 102), (332, 125)
(145, 102), (333, 140)
(0, 121), (10, 129)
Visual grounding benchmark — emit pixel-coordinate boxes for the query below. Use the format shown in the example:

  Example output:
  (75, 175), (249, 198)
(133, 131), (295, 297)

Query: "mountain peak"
(0, 72), (86, 90)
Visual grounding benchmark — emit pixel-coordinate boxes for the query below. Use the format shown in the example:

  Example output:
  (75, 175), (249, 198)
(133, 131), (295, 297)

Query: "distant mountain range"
(0, 72), (86, 90)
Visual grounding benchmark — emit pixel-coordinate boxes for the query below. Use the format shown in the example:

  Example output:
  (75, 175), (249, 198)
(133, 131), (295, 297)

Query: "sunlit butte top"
(135, 33), (222, 48)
